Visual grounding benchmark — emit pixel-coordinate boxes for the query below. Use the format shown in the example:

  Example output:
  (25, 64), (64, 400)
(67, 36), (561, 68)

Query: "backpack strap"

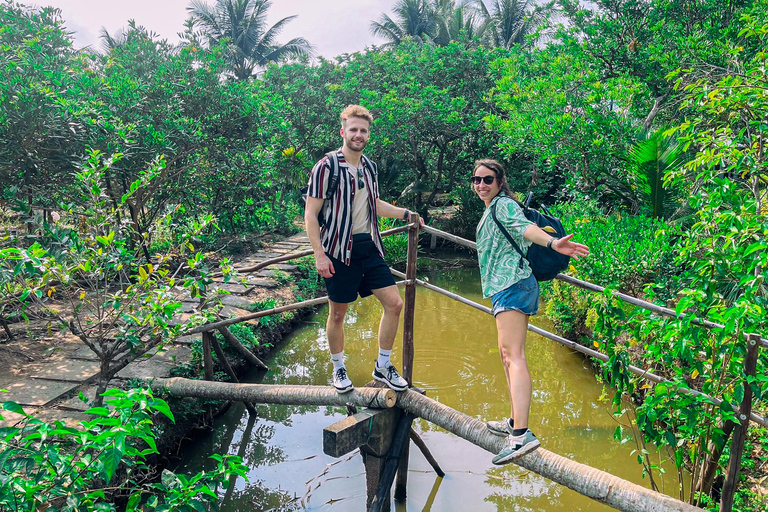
(324, 151), (341, 200)
(361, 154), (377, 177)
(490, 200), (526, 269)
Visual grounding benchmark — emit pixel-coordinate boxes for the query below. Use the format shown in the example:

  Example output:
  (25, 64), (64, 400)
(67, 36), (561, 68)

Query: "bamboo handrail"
(184, 280), (408, 335)
(212, 224), (414, 278)
(389, 269), (768, 428)
(422, 225), (768, 348)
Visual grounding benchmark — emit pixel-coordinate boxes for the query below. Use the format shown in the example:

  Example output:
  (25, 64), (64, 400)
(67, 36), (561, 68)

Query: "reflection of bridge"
(154, 220), (765, 512)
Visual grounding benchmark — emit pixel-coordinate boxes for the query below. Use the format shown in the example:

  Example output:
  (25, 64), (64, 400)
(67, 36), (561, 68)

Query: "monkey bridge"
(152, 219), (766, 512)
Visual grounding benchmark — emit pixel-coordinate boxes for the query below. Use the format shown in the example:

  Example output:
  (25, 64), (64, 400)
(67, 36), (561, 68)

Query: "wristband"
(547, 237), (557, 250)
(403, 209), (410, 221)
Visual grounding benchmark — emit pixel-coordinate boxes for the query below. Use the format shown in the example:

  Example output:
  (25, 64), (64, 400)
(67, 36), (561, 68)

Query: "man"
(305, 104), (424, 393)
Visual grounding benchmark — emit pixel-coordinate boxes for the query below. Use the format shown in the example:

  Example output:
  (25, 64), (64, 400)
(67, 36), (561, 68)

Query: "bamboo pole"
(421, 225), (768, 349)
(210, 225), (412, 278)
(210, 334), (257, 415)
(217, 326), (269, 371)
(151, 377), (397, 409)
(395, 389), (705, 512)
(719, 334), (760, 512)
(400, 275), (768, 428)
(185, 279), (408, 336)
(396, 215), (419, 501)
(186, 296), (330, 335)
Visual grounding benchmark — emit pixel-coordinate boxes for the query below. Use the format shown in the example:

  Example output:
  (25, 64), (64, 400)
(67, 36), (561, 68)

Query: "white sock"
(377, 348), (392, 368)
(331, 352), (345, 370)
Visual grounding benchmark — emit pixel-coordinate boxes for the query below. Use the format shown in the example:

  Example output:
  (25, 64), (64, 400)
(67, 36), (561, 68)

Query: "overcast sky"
(39, 0), (399, 58)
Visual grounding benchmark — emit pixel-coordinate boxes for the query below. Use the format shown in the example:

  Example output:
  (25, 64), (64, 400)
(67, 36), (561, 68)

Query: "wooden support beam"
(217, 326), (269, 371)
(720, 334), (760, 512)
(409, 428), (445, 477)
(370, 413), (415, 512)
(210, 334), (257, 416)
(202, 331), (214, 381)
(323, 407), (400, 457)
(395, 389), (705, 512)
(150, 377), (397, 409)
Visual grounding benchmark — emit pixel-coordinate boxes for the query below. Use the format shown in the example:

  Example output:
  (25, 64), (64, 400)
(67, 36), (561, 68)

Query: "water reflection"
(175, 267), (683, 511)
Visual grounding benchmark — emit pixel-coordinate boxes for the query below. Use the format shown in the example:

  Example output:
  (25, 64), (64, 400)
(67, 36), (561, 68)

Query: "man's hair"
(340, 104), (373, 127)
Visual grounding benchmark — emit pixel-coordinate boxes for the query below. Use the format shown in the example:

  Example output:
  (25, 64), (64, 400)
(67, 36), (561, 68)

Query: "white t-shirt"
(346, 162), (371, 234)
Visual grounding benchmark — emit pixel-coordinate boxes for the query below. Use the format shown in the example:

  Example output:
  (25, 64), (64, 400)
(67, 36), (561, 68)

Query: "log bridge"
(167, 220), (763, 512)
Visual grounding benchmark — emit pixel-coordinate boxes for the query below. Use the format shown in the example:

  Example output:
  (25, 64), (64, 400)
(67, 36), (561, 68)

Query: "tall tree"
(187, 0), (315, 80)
(370, 0), (439, 48)
(475, 0), (554, 48)
(433, 0), (486, 45)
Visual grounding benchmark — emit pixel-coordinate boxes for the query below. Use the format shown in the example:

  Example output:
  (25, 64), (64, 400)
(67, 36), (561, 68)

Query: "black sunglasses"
(357, 168), (365, 189)
(470, 175), (496, 185)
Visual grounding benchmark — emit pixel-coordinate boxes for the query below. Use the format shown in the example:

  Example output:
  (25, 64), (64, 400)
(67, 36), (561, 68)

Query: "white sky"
(38, 0), (399, 58)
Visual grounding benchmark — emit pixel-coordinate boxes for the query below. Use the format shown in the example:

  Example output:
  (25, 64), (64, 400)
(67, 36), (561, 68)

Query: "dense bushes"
(0, 388), (246, 512)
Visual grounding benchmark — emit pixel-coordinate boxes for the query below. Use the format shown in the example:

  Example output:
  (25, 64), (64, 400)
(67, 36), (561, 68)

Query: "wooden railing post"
(720, 333), (760, 512)
(395, 216), (419, 501)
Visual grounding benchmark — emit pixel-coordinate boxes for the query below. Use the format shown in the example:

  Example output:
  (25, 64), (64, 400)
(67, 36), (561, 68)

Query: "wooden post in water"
(720, 333), (760, 512)
(395, 217), (419, 501)
(202, 331), (215, 381)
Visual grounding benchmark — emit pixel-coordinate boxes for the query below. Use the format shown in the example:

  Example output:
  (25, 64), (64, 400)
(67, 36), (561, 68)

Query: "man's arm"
(305, 197), (335, 277)
(376, 198), (425, 227)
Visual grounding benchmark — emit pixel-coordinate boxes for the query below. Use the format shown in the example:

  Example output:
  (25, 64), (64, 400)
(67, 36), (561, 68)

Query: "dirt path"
(0, 233), (312, 428)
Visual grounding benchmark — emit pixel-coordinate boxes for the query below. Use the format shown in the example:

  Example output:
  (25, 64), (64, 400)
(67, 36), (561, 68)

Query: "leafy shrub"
(0, 387), (246, 511)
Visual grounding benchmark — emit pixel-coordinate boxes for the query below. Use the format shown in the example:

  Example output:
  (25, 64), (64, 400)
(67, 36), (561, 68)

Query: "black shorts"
(324, 233), (396, 303)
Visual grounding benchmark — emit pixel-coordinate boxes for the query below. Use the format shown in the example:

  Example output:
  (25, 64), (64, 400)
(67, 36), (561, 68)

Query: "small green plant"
(0, 387), (247, 511)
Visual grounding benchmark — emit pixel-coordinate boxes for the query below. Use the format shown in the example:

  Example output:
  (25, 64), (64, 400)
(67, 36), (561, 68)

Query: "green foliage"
(0, 387), (247, 512)
(624, 130), (686, 219)
(379, 217), (409, 266)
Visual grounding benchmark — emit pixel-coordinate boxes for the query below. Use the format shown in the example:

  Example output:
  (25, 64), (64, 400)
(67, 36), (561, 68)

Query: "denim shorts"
(491, 273), (540, 317)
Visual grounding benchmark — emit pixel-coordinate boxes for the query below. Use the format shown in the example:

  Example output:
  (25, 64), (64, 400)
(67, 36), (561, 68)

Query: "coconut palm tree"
(187, 0), (315, 80)
(474, 0), (554, 48)
(370, 0), (439, 49)
(433, 0), (486, 45)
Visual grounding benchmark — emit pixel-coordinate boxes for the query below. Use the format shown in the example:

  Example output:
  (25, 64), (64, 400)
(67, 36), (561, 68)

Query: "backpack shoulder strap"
(361, 154), (377, 176)
(324, 151), (341, 200)
(490, 200), (525, 268)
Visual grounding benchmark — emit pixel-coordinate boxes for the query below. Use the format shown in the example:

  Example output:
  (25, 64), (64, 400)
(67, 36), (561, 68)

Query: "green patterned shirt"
(476, 194), (533, 298)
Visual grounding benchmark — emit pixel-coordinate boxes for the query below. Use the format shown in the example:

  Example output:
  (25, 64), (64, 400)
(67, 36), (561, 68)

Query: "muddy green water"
(175, 267), (682, 511)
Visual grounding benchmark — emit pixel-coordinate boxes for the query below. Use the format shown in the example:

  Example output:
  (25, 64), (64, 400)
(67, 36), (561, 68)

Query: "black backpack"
(490, 193), (570, 282)
(300, 151), (376, 227)
(300, 151), (341, 227)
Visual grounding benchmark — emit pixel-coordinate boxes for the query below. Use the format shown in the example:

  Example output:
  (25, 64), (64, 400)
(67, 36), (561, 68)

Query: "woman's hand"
(552, 234), (590, 260)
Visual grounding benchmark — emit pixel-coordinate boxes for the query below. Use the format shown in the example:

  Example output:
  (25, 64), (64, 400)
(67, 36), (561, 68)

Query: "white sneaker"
(333, 366), (353, 393)
(372, 361), (408, 391)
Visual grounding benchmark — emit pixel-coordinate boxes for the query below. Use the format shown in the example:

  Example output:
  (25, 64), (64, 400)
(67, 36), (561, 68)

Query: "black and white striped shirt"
(306, 148), (385, 265)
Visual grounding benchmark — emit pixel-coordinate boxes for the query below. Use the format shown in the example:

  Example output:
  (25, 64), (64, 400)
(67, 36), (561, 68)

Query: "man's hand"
(408, 212), (426, 228)
(315, 253), (335, 278)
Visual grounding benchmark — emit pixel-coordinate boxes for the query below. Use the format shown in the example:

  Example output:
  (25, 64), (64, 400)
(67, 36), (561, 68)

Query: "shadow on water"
(174, 266), (685, 511)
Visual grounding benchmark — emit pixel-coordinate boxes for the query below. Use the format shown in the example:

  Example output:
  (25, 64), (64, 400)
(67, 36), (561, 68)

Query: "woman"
(472, 159), (590, 465)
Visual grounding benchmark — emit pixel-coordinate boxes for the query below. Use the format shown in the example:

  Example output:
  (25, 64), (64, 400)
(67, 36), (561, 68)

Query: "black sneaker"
(332, 366), (353, 393)
(372, 361), (408, 391)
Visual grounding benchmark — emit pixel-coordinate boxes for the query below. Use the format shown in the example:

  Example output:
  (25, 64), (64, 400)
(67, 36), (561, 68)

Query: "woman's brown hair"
(473, 159), (512, 196)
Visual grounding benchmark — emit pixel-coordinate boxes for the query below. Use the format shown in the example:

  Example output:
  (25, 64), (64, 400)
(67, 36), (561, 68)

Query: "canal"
(175, 266), (681, 510)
